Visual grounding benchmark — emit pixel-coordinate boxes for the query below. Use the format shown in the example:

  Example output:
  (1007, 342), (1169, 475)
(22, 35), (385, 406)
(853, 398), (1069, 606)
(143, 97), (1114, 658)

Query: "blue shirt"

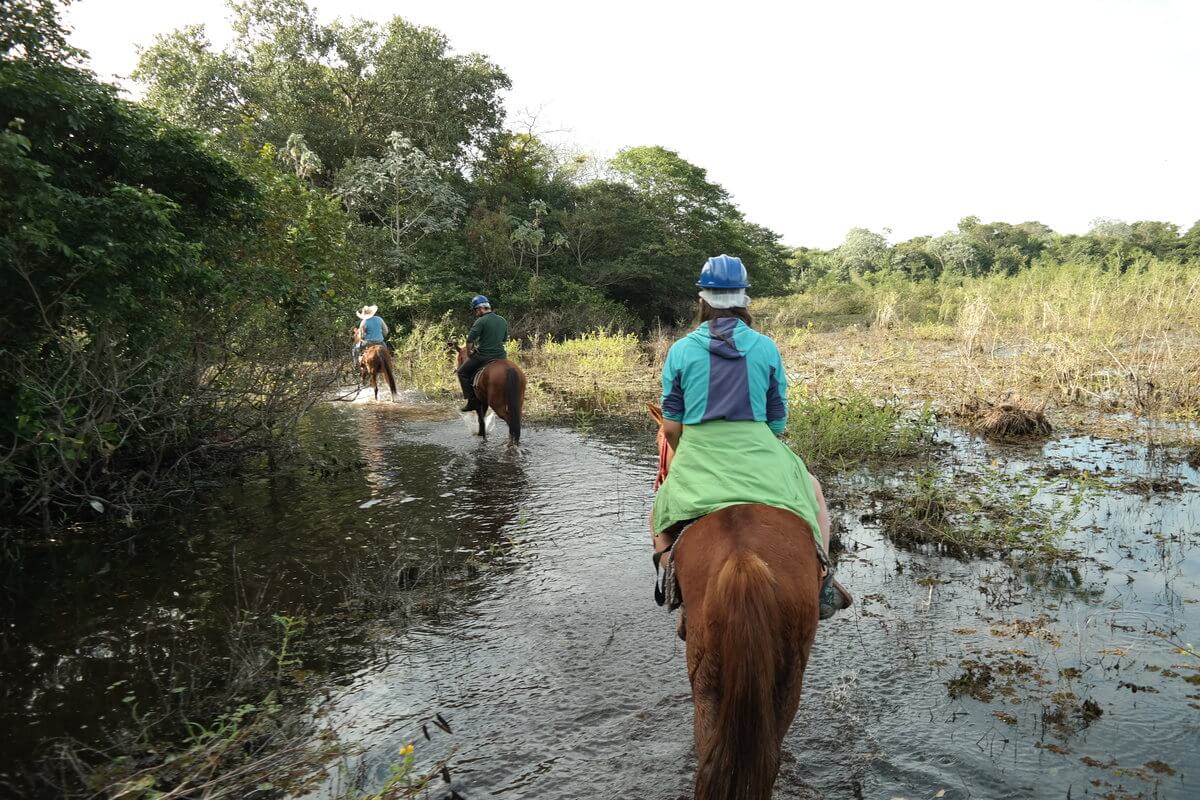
(660, 319), (788, 435)
(360, 315), (386, 343)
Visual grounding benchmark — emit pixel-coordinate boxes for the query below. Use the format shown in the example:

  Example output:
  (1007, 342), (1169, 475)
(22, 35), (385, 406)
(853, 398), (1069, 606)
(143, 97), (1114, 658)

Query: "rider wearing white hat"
(352, 305), (389, 365)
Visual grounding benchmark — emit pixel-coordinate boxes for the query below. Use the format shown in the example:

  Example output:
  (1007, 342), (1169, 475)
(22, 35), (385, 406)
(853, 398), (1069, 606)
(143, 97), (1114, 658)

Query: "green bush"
(784, 391), (934, 471)
(0, 20), (357, 524)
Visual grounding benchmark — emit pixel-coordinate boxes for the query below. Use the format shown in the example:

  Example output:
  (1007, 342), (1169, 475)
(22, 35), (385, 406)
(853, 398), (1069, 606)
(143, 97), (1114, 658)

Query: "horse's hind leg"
(476, 403), (488, 437)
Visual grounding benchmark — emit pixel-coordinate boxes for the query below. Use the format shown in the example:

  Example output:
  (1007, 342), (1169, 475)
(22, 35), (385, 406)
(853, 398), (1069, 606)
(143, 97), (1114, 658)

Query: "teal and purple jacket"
(660, 319), (789, 435)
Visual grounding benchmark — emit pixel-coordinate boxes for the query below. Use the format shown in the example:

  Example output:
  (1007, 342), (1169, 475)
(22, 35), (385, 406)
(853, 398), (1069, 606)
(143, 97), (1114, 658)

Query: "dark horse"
(649, 404), (820, 800)
(353, 327), (397, 401)
(449, 342), (526, 444)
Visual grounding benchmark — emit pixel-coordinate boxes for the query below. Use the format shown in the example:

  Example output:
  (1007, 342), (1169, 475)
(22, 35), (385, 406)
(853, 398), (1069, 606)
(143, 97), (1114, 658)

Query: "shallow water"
(2, 392), (1198, 799)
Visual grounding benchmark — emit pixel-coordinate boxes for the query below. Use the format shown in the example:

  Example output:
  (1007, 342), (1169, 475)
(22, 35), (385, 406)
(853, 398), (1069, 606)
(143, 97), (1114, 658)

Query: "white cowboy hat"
(356, 304), (378, 320)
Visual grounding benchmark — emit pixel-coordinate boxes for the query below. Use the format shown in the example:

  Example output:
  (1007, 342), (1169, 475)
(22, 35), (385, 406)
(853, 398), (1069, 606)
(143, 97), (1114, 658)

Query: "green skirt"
(651, 420), (820, 544)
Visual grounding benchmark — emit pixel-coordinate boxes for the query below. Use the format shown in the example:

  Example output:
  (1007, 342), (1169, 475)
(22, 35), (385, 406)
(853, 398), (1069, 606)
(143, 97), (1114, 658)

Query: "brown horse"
(353, 327), (397, 401)
(649, 404), (820, 800)
(449, 343), (526, 444)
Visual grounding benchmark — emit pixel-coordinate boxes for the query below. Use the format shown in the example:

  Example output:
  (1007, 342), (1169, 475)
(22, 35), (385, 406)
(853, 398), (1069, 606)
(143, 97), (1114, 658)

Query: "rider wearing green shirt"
(458, 294), (508, 411)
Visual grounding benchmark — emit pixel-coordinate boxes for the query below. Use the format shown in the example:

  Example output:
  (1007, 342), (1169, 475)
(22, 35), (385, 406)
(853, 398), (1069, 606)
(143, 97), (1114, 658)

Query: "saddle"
(464, 354), (499, 389)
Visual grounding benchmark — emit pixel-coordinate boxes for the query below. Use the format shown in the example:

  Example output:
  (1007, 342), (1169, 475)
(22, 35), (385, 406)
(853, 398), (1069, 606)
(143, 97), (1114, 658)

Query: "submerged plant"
(881, 462), (1098, 559)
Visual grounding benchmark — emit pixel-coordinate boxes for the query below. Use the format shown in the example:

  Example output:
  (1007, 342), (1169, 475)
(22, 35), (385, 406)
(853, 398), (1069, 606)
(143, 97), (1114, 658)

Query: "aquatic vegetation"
(393, 316), (462, 395)
(350, 743), (448, 800)
(759, 262), (1200, 440)
(880, 462), (1098, 559)
(784, 391), (935, 471)
(70, 611), (324, 800)
(956, 395), (1053, 442)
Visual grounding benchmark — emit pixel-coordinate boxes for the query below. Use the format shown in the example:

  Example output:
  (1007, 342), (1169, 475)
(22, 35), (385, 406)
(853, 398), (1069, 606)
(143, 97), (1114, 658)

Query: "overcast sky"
(65, 0), (1199, 248)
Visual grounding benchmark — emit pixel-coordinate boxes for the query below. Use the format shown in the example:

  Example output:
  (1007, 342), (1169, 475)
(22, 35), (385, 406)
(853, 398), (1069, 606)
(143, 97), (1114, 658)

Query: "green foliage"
(0, 3), (358, 522)
(133, 0), (510, 170)
(272, 613), (305, 681)
(783, 392), (934, 471)
(1, 0), (80, 66)
(790, 214), (1197, 289)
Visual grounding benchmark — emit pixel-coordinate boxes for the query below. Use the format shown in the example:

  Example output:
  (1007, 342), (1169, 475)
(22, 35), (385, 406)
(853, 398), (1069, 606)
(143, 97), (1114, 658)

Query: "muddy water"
(1, 392), (1198, 799)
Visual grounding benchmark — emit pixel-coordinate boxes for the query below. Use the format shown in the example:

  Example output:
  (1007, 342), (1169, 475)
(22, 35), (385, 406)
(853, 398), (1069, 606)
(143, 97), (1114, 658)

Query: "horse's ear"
(646, 403), (664, 425)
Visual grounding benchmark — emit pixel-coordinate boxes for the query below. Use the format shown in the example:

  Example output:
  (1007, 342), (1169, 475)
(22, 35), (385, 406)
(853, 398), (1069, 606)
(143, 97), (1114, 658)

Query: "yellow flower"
(400, 743), (414, 756)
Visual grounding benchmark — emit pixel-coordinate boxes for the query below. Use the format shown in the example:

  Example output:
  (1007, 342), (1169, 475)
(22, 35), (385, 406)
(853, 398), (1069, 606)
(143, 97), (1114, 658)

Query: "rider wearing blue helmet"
(458, 295), (509, 411)
(652, 255), (852, 619)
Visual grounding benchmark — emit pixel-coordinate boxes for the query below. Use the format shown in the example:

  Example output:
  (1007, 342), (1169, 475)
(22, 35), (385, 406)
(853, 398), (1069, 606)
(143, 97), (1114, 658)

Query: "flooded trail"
(2, 392), (1198, 799)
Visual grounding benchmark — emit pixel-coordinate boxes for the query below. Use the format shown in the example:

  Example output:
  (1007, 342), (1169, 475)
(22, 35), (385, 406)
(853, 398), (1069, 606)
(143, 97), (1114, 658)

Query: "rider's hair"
(695, 299), (753, 329)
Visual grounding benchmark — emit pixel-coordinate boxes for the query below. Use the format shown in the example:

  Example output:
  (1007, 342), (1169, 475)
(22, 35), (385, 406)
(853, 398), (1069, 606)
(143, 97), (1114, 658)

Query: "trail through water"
(2, 392), (1197, 799)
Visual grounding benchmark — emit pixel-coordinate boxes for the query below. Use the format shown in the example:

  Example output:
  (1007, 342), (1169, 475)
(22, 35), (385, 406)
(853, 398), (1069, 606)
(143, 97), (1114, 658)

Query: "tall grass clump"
(755, 282), (870, 329)
(947, 260), (1200, 336)
(953, 262), (1200, 417)
(785, 391), (934, 470)
(764, 261), (1200, 423)
(391, 317), (463, 395)
(527, 329), (652, 410)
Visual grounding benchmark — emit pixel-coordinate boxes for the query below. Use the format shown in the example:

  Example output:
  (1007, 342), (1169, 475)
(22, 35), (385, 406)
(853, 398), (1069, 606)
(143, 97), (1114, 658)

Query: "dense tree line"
(4, 0), (1195, 523)
(1, 0), (791, 522)
(130, 0), (792, 333)
(1, 0), (356, 523)
(795, 215), (1200, 288)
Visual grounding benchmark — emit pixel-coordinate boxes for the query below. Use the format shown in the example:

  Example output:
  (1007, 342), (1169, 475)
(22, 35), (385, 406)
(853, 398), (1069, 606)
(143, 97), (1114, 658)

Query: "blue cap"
(471, 294), (490, 308)
(696, 255), (749, 289)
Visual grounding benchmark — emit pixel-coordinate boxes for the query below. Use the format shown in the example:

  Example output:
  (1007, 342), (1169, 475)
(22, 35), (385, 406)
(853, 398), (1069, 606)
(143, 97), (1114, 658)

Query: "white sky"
(66, 0), (1200, 248)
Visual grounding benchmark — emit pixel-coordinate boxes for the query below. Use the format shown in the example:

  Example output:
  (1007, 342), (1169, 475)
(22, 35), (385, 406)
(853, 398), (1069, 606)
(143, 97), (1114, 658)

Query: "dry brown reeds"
(957, 395), (1053, 442)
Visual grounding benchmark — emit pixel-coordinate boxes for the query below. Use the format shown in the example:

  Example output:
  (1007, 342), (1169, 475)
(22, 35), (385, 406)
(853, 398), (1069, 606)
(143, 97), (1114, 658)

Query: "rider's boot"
(819, 569), (854, 620)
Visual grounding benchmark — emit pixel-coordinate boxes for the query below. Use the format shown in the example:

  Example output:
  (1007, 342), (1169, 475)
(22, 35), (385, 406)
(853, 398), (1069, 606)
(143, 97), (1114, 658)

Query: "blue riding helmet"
(471, 294), (491, 309)
(696, 254), (750, 289)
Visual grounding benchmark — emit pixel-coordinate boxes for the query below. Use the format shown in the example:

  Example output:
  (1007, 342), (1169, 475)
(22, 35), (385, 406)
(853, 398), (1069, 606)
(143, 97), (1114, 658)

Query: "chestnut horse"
(449, 343), (526, 444)
(353, 327), (397, 401)
(649, 405), (820, 800)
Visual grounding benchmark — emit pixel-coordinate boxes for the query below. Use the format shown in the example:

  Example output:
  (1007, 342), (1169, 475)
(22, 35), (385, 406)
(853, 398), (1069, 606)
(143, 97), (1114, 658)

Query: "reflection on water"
(1, 399), (1198, 799)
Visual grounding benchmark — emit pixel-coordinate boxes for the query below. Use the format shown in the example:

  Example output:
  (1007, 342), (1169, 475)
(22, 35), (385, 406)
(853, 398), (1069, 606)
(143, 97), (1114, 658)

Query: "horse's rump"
(458, 350), (525, 443)
(673, 504), (819, 800)
(361, 344), (397, 396)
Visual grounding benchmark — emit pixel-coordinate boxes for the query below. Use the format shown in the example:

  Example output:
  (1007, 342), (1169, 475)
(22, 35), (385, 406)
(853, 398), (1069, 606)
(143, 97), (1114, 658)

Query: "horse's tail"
(505, 366), (522, 444)
(696, 552), (781, 800)
(382, 348), (397, 397)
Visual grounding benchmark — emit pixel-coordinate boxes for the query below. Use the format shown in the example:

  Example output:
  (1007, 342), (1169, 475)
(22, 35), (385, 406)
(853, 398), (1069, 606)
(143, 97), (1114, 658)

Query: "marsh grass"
(784, 391), (935, 471)
(393, 263), (1200, 445)
(760, 262), (1200, 440)
(510, 329), (654, 412)
(881, 463), (1099, 559)
(393, 316), (461, 395)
